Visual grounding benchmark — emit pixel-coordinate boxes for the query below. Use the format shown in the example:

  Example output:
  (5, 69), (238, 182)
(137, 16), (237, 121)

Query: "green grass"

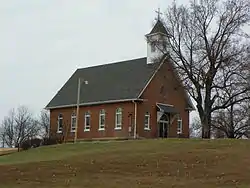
(0, 139), (250, 188)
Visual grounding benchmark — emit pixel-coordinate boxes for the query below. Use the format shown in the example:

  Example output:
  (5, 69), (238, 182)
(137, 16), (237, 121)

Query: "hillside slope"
(0, 139), (250, 188)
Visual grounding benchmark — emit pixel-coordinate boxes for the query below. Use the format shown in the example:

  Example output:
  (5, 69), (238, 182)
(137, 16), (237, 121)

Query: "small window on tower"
(151, 41), (156, 52)
(163, 42), (166, 50)
(151, 44), (156, 52)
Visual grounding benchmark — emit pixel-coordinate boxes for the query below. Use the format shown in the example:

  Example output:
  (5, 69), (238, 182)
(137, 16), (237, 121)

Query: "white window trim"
(84, 112), (91, 132)
(115, 108), (122, 130)
(144, 112), (150, 130)
(99, 110), (105, 131)
(177, 118), (183, 134)
(57, 114), (63, 133)
(71, 113), (76, 132)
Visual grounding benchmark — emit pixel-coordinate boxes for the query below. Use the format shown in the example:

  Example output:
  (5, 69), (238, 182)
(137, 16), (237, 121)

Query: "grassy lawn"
(0, 139), (250, 188)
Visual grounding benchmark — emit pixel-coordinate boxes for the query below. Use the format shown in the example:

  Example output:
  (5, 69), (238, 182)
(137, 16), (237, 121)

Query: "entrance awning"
(156, 103), (178, 114)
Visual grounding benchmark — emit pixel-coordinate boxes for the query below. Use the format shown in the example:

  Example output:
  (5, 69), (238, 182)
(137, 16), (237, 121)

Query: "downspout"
(132, 100), (137, 139)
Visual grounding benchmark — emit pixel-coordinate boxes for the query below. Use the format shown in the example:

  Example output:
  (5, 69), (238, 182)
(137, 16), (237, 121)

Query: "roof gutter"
(45, 98), (144, 110)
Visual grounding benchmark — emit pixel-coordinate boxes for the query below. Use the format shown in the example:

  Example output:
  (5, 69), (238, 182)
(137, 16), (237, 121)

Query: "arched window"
(84, 111), (91, 131)
(71, 112), (76, 132)
(99, 109), (105, 130)
(177, 118), (183, 134)
(115, 108), (122, 129)
(160, 113), (169, 122)
(57, 114), (63, 133)
(144, 112), (150, 130)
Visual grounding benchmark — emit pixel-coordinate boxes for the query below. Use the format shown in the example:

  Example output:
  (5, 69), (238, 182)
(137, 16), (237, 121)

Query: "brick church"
(45, 16), (195, 141)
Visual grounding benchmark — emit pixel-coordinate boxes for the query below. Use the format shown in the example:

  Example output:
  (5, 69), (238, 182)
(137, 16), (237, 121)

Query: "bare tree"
(1, 109), (15, 147)
(153, 0), (250, 138)
(242, 125), (250, 138)
(212, 100), (250, 138)
(39, 110), (50, 138)
(190, 117), (202, 138)
(14, 106), (41, 151)
(0, 127), (5, 147)
(1, 106), (41, 151)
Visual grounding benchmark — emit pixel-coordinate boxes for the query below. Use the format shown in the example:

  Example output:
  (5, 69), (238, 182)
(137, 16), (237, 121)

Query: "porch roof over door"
(156, 103), (178, 114)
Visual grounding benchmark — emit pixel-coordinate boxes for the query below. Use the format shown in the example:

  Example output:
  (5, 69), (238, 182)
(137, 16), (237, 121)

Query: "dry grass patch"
(0, 148), (18, 156)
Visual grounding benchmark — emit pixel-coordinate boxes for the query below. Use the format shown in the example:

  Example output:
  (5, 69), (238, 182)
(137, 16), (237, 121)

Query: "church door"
(159, 122), (168, 138)
(158, 113), (169, 138)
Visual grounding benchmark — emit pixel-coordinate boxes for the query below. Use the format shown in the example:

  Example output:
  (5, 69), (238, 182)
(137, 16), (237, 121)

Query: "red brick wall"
(137, 60), (190, 138)
(50, 102), (135, 140)
(49, 60), (190, 141)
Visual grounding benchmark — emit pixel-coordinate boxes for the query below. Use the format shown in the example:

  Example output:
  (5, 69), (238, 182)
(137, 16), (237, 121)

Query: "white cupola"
(145, 14), (168, 64)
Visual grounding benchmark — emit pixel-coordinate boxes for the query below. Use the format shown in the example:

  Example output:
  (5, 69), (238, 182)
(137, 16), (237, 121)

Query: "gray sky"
(0, 0), (195, 122)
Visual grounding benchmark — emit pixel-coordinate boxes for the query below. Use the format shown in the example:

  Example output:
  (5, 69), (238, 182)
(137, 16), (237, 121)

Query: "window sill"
(144, 128), (151, 131)
(98, 128), (105, 131)
(177, 132), (182, 134)
(57, 131), (62, 134)
(114, 127), (122, 130)
(84, 129), (90, 132)
(71, 130), (76, 133)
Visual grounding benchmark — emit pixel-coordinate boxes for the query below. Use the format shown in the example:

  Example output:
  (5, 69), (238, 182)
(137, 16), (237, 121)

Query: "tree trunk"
(201, 113), (211, 139)
(227, 131), (235, 139)
(18, 143), (20, 152)
(197, 98), (212, 139)
(202, 124), (210, 138)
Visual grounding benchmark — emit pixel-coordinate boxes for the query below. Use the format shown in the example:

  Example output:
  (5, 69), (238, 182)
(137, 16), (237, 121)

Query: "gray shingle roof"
(46, 57), (160, 108)
(148, 20), (168, 35)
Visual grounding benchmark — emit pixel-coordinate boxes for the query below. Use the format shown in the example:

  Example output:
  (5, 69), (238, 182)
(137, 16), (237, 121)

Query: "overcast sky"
(0, 0), (196, 122)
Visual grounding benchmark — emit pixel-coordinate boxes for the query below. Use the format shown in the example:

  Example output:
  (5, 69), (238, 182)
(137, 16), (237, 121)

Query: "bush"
(20, 138), (42, 150)
(42, 134), (64, 146)
(42, 137), (58, 145)
(20, 140), (31, 150)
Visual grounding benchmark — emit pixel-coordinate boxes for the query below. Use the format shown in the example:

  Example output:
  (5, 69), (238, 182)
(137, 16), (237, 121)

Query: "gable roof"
(46, 56), (195, 110)
(147, 19), (168, 36)
(46, 57), (160, 109)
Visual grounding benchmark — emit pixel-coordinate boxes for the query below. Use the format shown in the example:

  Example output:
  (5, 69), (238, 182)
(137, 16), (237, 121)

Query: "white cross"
(155, 8), (163, 20)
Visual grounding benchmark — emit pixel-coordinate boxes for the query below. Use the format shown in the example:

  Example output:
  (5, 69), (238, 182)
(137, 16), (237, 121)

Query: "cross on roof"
(155, 8), (163, 20)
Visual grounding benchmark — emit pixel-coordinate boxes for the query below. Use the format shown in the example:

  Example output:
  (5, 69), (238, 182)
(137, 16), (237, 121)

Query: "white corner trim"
(137, 55), (168, 98)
